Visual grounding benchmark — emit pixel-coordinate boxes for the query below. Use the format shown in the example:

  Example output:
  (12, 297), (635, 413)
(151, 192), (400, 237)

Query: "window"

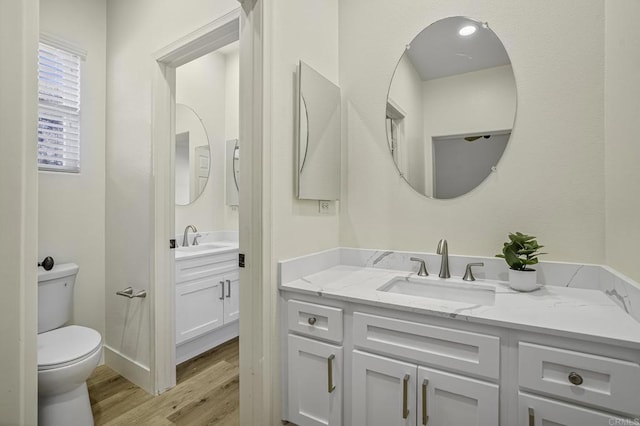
(37, 40), (82, 172)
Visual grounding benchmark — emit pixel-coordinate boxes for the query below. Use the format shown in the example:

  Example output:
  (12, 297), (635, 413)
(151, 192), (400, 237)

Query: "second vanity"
(279, 248), (640, 426)
(174, 232), (239, 363)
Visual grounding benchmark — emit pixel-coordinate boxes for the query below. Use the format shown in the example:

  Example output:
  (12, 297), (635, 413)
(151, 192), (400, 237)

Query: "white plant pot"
(508, 268), (539, 292)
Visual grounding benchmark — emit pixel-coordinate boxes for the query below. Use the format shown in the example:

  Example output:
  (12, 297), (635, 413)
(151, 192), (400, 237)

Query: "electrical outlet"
(318, 200), (331, 215)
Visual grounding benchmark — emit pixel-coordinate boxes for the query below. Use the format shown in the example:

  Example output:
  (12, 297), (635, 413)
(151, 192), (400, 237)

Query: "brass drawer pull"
(568, 372), (583, 385)
(327, 354), (336, 393)
(422, 379), (429, 425)
(308, 317), (317, 325)
(528, 407), (534, 426)
(402, 374), (410, 419)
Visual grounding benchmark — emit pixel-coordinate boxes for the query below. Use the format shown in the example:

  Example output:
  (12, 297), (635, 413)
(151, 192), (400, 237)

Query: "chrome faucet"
(436, 239), (450, 278)
(182, 225), (198, 247)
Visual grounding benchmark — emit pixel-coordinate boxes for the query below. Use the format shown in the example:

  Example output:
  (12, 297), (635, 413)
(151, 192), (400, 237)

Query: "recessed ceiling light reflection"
(459, 25), (477, 36)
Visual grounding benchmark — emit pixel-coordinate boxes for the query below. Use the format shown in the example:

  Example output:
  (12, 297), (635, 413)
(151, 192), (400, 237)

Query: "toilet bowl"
(37, 263), (103, 426)
(38, 325), (102, 426)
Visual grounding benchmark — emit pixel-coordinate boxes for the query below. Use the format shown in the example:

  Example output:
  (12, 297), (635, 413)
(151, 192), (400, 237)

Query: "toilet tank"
(37, 263), (79, 334)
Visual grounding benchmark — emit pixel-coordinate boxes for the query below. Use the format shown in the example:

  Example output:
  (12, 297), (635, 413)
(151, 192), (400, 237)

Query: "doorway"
(150, 8), (240, 392)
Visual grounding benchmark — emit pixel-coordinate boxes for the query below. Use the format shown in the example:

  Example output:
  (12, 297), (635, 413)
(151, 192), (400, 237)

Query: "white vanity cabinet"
(352, 351), (498, 426)
(351, 312), (500, 426)
(285, 300), (344, 426)
(175, 248), (239, 363)
(280, 292), (640, 426)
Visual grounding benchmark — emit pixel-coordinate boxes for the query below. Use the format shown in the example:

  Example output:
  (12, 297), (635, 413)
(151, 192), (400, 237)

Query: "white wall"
(605, 0), (640, 282)
(339, 0), (605, 264)
(39, 0), (106, 344)
(0, 1), (39, 423)
(268, 0), (340, 421)
(105, 0), (238, 387)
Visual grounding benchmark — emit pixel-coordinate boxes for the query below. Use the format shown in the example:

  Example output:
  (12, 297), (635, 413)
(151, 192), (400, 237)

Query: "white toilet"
(38, 263), (102, 426)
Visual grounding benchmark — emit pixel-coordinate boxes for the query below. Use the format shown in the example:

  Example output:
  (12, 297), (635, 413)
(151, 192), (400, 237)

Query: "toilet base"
(38, 382), (94, 426)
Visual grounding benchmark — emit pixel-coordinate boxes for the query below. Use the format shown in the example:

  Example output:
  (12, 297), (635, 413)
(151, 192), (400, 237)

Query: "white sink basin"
(378, 276), (496, 305)
(176, 243), (229, 253)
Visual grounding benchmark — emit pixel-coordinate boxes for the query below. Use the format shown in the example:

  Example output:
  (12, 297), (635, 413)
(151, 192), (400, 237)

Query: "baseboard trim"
(104, 345), (152, 394)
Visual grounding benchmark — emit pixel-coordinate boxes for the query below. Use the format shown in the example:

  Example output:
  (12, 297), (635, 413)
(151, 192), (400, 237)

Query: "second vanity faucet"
(437, 239), (450, 278)
(182, 224), (198, 247)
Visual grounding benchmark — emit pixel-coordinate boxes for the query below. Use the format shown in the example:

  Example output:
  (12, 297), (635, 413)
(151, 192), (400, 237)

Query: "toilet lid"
(38, 325), (102, 370)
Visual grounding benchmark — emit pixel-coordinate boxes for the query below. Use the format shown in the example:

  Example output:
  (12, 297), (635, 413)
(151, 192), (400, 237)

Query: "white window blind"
(38, 42), (81, 172)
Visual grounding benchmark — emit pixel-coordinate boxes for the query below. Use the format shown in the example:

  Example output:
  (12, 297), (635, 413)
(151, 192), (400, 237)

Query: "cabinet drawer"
(518, 392), (631, 425)
(175, 251), (237, 283)
(519, 342), (640, 415)
(353, 313), (499, 380)
(288, 300), (343, 343)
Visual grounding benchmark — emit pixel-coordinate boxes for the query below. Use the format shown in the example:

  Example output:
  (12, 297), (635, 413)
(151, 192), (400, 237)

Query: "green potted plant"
(496, 232), (546, 291)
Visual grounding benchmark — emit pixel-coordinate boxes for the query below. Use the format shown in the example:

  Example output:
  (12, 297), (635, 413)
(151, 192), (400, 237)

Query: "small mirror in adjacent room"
(297, 61), (341, 200)
(226, 139), (239, 206)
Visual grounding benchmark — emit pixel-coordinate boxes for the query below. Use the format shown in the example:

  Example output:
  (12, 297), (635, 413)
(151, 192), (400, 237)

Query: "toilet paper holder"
(116, 287), (147, 299)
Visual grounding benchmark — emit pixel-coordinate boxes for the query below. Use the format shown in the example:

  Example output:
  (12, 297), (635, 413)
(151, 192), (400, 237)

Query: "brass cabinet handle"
(568, 372), (583, 385)
(422, 379), (429, 425)
(226, 279), (231, 298)
(308, 317), (317, 325)
(327, 354), (336, 393)
(219, 281), (225, 300)
(402, 374), (410, 419)
(528, 407), (534, 426)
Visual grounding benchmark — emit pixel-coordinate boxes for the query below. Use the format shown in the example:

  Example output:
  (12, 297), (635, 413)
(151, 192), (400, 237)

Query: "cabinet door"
(223, 271), (239, 324)
(352, 350), (416, 426)
(417, 366), (498, 426)
(175, 275), (225, 344)
(288, 334), (342, 426)
(519, 392), (631, 426)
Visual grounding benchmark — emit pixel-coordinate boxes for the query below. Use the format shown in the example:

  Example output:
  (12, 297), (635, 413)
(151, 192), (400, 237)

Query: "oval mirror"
(386, 16), (516, 199)
(175, 103), (211, 205)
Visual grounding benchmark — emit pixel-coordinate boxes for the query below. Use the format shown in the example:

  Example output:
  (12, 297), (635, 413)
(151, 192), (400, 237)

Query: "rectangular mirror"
(297, 61), (341, 200)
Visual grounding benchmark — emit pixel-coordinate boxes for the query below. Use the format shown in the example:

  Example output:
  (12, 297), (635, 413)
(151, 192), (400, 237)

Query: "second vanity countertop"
(279, 264), (640, 349)
(174, 240), (239, 261)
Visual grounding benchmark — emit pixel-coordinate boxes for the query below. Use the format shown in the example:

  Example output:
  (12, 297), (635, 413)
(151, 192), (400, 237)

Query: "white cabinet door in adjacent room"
(223, 271), (239, 324)
(519, 392), (632, 426)
(352, 350), (417, 426)
(175, 275), (225, 344)
(417, 366), (499, 426)
(288, 334), (343, 426)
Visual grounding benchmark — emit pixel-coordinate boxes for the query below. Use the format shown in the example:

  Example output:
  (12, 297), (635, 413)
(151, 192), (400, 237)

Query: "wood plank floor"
(88, 338), (239, 426)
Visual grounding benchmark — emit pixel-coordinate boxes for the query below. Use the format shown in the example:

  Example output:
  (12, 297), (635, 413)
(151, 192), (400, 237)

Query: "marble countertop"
(174, 241), (238, 260)
(279, 264), (640, 349)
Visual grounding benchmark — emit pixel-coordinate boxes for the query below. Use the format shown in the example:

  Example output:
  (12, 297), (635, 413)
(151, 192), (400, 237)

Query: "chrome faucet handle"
(410, 257), (429, 277)
(463, 262), (484, 281)
(436, 239), (450, 279)
(192, 233), (202, 246)
(182, 224), (198, 247)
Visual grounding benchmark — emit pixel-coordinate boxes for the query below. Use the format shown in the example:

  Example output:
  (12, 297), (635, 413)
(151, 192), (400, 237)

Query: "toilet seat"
(38, 325), (102, 371)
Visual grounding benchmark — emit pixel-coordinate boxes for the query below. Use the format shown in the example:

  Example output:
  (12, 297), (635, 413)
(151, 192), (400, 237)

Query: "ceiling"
(405, 17), (511, 81)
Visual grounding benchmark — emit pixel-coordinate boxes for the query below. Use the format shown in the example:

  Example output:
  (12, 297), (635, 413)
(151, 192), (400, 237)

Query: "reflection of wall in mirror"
(422, 65), (516, 137)
(388, 54), (426, 194)
(389, 59), (515, 197)
(175, 131), (190, 205)
(297, 61), (341, 200)
(423, 65), (515, 196)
